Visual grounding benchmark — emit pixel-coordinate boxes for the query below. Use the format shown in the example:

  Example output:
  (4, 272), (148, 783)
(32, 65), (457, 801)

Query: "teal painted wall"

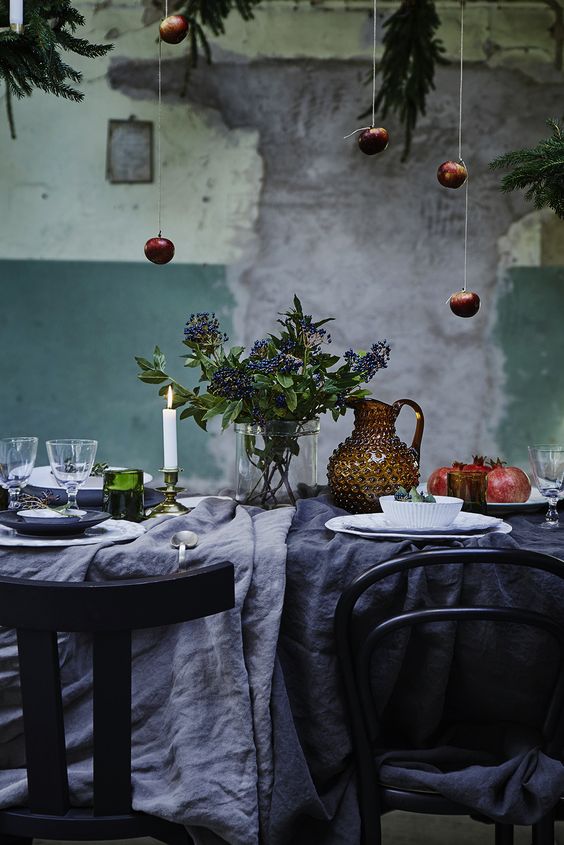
(496, 266), (564, 468)
(0, 259), (233, 480)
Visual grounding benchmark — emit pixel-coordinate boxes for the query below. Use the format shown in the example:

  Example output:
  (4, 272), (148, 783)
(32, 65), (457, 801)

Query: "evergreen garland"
(0, 0), (112, 137)
(361, 0), (447, 161)
(180, 0), (259, 66)
(490, 119), (564, 219)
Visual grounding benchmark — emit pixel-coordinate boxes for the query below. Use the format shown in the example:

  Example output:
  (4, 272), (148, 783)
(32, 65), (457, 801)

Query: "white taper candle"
(10, 0), (23, 26)
(162, 385), (178, 470)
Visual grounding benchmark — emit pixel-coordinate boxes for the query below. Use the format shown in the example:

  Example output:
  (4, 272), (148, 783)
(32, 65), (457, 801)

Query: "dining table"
(0, 492), (563, 845)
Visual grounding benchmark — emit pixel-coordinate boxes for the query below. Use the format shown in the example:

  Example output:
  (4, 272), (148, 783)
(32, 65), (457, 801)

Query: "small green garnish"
(394, 486), (436, 503)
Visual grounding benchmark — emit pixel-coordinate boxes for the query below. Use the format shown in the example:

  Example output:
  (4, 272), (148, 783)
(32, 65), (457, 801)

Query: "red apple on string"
(437, 160), (468, 189)
(159, 14), (189, 44)
(449, 290), (480, 318)
(358, 127), (389, 156)
(144, 236), (175, 265)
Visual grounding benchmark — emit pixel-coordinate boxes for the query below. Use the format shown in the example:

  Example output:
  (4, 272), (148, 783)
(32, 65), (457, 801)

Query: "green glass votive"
(447, 470), (488, 515)
(103, 469), (144, 522)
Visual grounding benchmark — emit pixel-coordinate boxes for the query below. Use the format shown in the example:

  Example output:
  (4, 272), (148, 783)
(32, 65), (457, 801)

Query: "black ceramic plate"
(24, 486), (164, 510)
(0, 510), (112, 537)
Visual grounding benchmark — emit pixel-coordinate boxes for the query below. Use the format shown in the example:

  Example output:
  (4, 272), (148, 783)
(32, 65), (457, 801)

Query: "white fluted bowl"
(379, 495), (464, 529)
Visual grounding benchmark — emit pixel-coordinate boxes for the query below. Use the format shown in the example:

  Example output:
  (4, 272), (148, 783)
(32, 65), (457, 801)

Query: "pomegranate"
(427, 461), (465, 496)
(486, 459), (531, 504)
(463, 456), (490, 473)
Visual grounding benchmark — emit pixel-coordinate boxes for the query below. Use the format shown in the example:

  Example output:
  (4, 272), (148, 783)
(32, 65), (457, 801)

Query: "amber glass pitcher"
(327, 398), (424, 514)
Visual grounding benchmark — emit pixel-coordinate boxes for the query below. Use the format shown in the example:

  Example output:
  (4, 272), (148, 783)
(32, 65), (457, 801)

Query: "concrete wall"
(1, 0), (563, 486)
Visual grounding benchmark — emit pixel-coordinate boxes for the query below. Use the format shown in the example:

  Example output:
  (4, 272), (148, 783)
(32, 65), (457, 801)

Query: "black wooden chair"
(0, 561), (235, 845)
(334, 548), (564, 845)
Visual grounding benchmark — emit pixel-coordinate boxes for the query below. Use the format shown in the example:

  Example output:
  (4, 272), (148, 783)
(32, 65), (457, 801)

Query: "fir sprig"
(0, 0), (112, 136)
(361, 0), (447, 161)
(489, 119), (564, 219)
(180, 0), (259, 67)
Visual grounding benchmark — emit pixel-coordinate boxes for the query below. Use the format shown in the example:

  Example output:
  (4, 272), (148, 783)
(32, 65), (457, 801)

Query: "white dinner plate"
(177, 495), (233, 509)
(325, 512), (512, 541)
(0, 519), (145, 548)
(30, 466), (153, 491)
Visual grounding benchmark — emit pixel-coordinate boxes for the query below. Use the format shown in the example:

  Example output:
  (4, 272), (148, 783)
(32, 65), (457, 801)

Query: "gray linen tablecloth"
(1, 495), (564, 845)
(270, 496), (564, 844)
(0, 499), (294, 845)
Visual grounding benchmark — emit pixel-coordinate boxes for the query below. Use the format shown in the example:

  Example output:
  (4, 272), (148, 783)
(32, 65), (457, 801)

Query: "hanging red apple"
(358, 127), (389, 156)
(437, 160), (468, 189)
(144, 236), (175, 265)
(449, 290), (480, 318)
(159, 14), (189, 44)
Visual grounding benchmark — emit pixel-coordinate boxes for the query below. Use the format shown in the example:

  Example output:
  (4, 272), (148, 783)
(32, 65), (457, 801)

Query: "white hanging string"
(371, 0), (377, 128)
(344, 0), (378, 139)
(463, 179), (469, 291)
(459, 0), (469, 291)
(157, 35), (163, 237)
(458, 0), (464, 162)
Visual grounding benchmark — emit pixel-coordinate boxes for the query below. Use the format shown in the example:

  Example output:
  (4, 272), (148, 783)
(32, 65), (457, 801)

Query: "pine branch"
(490, 119), (564, 219)
(0, 0), (112, 136)
(4, 79), (14, 137)
(361, 0), (447, 161)
(180, 0), (260, 65)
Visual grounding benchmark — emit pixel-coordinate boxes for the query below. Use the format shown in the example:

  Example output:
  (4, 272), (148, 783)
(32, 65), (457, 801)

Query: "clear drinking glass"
(0, 437), (39, 510)
(528, 446), (564, 528)
(46, 439), (98, 511)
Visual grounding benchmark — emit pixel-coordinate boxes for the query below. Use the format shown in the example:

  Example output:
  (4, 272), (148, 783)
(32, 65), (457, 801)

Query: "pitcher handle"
(392, 399), (424, 460)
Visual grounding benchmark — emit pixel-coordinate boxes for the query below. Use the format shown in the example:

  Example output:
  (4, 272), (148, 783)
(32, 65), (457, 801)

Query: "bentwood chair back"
(0, 563), (235, 845)
(334, 548), (564, 845)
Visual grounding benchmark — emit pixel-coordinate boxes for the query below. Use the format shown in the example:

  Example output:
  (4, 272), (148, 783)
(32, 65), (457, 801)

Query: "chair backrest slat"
(0, 563), (234, 632)
(93, 630), (132, 816)
(17, 628), (70, 815)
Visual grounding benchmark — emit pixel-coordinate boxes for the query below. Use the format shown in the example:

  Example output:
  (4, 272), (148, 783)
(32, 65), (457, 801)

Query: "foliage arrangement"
(361, 0), (447, 161)
(489, 119), (564, 219)
(136, 296), (390, 429)
(136, 296), (391, 507)
(0, 0), (112, 138)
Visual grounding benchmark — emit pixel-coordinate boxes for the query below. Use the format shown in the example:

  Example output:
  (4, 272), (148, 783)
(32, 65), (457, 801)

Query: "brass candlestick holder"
(146, 468), (190, 518)
(0, 24), (24, 32)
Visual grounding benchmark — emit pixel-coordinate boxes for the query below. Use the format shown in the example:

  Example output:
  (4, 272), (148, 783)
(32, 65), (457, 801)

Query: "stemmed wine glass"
(46, 439), (98, 511)
(0, 437), (39, 510)
(528, 446), (564, 529)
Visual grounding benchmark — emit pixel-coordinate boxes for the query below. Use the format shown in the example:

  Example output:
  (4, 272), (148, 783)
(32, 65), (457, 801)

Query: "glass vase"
(235, 419), (320, 508)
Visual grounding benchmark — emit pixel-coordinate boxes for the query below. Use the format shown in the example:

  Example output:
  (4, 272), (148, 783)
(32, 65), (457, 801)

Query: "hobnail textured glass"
(327, 398), (424, 514)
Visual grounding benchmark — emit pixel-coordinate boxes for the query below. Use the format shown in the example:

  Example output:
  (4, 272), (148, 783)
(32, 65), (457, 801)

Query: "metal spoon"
(170, 530), (198, 568)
